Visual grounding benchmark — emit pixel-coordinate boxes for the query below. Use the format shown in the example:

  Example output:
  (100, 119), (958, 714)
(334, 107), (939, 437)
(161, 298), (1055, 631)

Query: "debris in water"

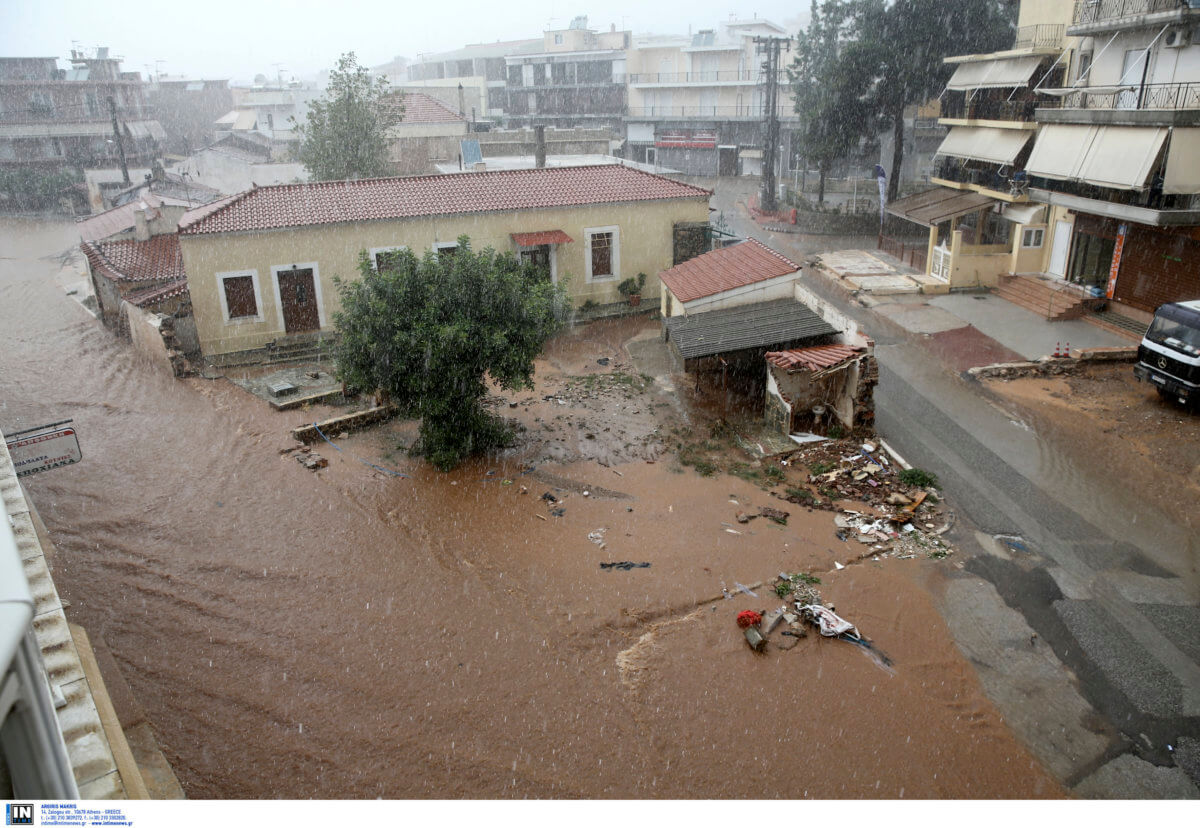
(599, 561), (650, 571)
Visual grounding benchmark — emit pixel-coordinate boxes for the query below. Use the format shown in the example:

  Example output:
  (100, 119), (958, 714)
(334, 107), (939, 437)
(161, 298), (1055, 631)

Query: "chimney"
(534, 125), (546, 168)
(133, 208), (150, 241)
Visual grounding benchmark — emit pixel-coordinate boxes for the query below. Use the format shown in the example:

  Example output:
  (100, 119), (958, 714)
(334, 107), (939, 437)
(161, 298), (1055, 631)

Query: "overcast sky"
(2, 1), (808, 85)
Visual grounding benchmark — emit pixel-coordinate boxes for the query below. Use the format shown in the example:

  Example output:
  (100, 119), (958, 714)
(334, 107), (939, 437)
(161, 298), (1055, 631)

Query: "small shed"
(764, 344), (877, 436)
(658, 237), (801, 318)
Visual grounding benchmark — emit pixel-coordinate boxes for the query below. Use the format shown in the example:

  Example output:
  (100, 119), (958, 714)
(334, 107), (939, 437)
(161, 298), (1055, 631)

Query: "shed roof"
(886, 187), (995, 227)
(766, 344), (863, 373)
(666, 299), (838, 361)
(400, 92), (466, 123)
(80, 234), (185, 283)
(76, 193), (166, 241)
(659, 238), (799, 303)
(178, 165), (711, 236)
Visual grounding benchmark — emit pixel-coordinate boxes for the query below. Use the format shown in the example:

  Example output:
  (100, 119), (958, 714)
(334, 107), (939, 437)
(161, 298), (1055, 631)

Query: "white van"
(1134, 299), (1200, 408)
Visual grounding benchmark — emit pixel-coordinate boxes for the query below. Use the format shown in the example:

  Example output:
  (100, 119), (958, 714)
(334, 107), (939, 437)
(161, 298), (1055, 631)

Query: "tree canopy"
(293, 52), (404, 181)
(333, 239), (567, 471)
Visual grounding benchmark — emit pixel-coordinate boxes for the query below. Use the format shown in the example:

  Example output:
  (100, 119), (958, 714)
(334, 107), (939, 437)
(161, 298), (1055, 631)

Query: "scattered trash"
(736, 610), (763, 629)
(600, 561), (650, 571)
(587, 530), (606, 545)
(743, 627), (766, 651)
(597, 357), (610, 366)
(736, 512), (752, 524)
(724, 528), (742, 535)
(834, 561), (845, 570)
(733, 582), (758, 598)
(758, 506), (789, 525)
(541, 492), (558, 503)
(549, 508), (565, 517)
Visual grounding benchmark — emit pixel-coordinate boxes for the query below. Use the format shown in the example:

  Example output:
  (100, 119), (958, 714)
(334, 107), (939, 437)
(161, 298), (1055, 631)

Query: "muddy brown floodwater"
(2, 218), (1062, 798)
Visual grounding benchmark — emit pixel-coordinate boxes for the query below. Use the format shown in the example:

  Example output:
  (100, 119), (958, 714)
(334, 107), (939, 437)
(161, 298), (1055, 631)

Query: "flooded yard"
(2, 218), (1061, 798)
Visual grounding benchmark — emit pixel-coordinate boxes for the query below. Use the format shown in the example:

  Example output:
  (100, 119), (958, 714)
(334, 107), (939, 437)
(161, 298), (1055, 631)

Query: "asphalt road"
(708, 176), (1200, 797)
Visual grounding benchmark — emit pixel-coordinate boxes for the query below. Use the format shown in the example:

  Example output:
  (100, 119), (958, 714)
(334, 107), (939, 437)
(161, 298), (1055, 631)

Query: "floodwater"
(2, 218), (1062, 798)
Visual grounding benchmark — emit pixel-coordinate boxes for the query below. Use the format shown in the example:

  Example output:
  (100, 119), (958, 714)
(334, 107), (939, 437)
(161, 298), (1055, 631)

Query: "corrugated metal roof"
(179, 165), (711, 236)
(666, 299), (839, 361)
(659, 238), (799, 303)
(766, 344), (862, 373)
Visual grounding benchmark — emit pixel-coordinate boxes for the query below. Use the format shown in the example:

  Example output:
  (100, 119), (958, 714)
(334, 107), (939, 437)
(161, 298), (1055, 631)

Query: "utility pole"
(107, 96), (130, 185)
(754, 35), (790, 213)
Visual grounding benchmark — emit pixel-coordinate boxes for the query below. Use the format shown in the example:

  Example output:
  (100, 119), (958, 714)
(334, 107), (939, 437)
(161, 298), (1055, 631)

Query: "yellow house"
(176, 164), (711, 359)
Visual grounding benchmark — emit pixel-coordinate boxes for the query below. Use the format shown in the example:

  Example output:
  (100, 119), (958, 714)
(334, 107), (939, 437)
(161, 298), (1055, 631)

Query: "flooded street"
(3, 218), (1061, 798)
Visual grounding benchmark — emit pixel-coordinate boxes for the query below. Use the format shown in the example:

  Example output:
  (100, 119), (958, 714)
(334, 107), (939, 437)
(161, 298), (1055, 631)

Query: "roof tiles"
(659, 238), (800, 303)
(766, 344), (863, 373)
(400, 92), (467, 124)
(178, 165), (711, 236)
(80, 234), (185, 283)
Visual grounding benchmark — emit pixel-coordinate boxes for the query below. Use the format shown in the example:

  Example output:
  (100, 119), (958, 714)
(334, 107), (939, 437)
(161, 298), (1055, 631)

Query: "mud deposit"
(3, 218), (1061, 798)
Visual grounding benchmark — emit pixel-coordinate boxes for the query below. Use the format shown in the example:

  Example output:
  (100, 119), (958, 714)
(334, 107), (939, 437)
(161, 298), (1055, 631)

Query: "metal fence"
(1037, 81), (1200, 110)
(1072, 0), (1187, 26)
(878, 234), (928, 271)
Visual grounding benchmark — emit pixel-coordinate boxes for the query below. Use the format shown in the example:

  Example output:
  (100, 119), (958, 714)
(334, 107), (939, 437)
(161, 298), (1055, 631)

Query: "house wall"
(123, 304), (175, 374)
(1083, 31), (1200, 87)
(1017, 0), (1075, 29)
(181, 197), (710, 356)
(1011, 222), (1050, 272)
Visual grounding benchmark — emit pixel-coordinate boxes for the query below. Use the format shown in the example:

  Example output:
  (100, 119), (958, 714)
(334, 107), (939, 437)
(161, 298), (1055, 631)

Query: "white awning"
(1027, 124), (1167, 190)
(1026, 124), (1099, 181)
(125, 120), (167, 141)
(947, 56), (1043, 90)
(935, 126), (1033, 165)
(1000, 204), (1045, 224)
(232, 110), (258, 131)
(1078, 126), (1167, 190)
(1165, 128), (1200, 195)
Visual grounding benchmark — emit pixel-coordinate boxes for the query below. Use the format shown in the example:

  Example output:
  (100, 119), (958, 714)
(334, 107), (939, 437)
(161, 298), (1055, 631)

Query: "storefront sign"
(1106, 223), (1127, 299)
(5, 421), (82, 478)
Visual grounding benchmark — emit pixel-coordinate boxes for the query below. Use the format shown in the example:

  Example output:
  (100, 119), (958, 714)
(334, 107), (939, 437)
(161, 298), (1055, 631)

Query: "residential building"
(147, 77), (233, 156)
(893, 0), (1200, 322)
(503, 16), (631, 131)
(175, 165), (711, 360)
(1028, 0), (1200, 318)
(0, 49), (164, 211)
(81, 222), (188, 329)
(215, 84), (321, 147)
(624, 18), (798, 176)
(171, 133), (308, 194)
(398, 39), (542, 119)
(389, 92), (470, 174)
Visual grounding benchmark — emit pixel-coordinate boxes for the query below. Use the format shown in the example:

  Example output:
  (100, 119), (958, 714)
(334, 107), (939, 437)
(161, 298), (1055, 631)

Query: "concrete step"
(1084, 310), (1148, 343)
(996, 275), (1087, 320)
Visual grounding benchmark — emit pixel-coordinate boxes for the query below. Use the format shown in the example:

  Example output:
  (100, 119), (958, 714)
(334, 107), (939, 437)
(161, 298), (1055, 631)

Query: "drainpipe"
(535, 125), (546, 168)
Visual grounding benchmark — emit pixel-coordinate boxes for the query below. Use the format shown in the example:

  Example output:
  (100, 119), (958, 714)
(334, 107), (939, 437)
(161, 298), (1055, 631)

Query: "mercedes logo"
(1158, 356), (1169, 369)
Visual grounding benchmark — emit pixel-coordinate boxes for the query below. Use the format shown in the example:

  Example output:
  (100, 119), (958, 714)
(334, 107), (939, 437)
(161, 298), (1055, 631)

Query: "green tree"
(863, 0), (1015, 201)
(333, 238), (567, 471)
(789, 0), (879, 203)
(293, 52), (404, 181)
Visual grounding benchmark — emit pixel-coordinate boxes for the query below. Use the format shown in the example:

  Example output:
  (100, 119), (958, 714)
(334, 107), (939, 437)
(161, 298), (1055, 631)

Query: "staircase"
(994, 274), (1088, 320)
(206, 333), (339, 369)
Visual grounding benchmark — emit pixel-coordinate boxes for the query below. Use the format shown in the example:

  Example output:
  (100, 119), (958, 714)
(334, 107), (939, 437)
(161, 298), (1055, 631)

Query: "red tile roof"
(125, 278), (189, 308)
(400, 92), (466, 124)
(178, 165), (711, 236)
(658, 238), (800, 304)
(76, 194), (165, 242)
(766, 344), (863, 373)
(80, 234), (185, 283)
(511, 230), (573, 246)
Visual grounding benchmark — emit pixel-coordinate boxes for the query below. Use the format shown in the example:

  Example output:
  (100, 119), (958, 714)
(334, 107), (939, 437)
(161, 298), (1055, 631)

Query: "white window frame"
(270, 261), (326, 331)
(1021, 227), (1045, 249)
(584, 225), (620, 283)
(216, 269), (264, 324)
(514, 241), (559, 283)
(369, 245), (408, 271)
(433, 241), (460, 259)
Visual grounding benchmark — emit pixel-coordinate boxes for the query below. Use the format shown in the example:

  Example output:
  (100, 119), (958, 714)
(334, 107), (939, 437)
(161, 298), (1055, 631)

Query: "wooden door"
(277, 267), (320, 333)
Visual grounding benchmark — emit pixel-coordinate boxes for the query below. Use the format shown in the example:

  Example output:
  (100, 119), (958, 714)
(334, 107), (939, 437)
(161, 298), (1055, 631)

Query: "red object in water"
(790, 208), (797, 225)
(737, 610), (763, 629)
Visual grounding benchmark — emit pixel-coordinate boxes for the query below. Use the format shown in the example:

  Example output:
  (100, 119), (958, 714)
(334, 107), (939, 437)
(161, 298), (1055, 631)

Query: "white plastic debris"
(834, 562), (845, 570)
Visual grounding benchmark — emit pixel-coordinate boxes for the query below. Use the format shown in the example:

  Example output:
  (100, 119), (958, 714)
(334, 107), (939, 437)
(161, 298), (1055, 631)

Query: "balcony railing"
(1012, 23), (1065, 48)
(1037, 80), (1200, 110)
(1072, 0), (1188, 26)
(625, 105), (796, 119)
(628, 71), (787, 84)
(941, 93), (1038, 122)
(934, 159), (1029, 196)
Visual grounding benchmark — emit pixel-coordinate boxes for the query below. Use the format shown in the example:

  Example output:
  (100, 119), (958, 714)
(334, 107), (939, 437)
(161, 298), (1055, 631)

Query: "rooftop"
(659, 238), (799, 303)
(80, 234), (184, 283)
(665, 298), (839, 361)
(400, 92), (466, 124)
(178, 164), (711, 236)
(766, 344), (864, 373)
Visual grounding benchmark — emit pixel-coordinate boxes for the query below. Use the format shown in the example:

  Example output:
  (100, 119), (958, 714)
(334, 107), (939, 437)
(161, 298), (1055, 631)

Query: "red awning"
(511, 230), (573, 246)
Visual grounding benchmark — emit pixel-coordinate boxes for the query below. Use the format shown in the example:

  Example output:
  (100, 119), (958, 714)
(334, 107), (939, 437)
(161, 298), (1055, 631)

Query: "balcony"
(1036, 81), (1200, 126)
(1012, 23), (1066, 49)
(624, 105), (797, 121)
(1069, 0), (1197, 34)
(1030, 176), (1200, 226)
(941, 91), (1039, 124)
(628, 71), (787, 86)
(932, 158), (1030, 200)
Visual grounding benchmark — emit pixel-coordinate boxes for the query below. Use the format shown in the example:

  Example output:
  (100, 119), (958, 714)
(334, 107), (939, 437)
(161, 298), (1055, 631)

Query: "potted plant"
(618, 272), (647, 307)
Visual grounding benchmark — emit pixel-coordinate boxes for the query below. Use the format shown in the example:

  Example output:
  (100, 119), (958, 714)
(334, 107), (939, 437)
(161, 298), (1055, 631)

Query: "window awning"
(935, 126), (1033, 165)
(232, 110), (257, 131)
(125, 120), (167, 141)
(946, 56), (1042, 91)
(1165, 128), (1200, 195)
(886, 187), (997, 228)
(1027, 124), (1167, 190)
(1000, 204), (1045, 224)
(511, 230), (573, 246)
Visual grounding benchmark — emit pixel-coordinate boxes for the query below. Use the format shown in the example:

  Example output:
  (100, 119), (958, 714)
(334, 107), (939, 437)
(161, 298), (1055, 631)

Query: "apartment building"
(400, 38), (542, 119)
(624, 18), (798, 176)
